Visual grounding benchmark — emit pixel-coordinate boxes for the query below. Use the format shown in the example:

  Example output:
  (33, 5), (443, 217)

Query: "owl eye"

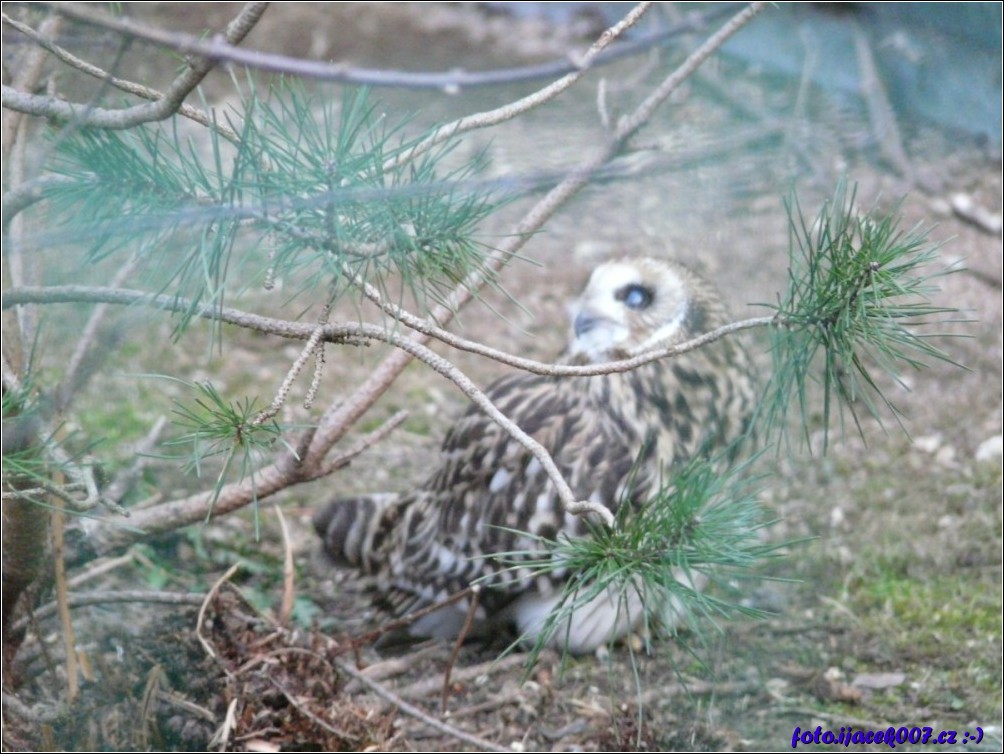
(618, 284), (654, 310)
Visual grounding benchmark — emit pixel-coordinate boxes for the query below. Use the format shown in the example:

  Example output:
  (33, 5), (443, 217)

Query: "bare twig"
(351, 587), (476, 648)
(381, 2), (654, 172)
(66, 552), (134, 587)
(4, 283), (773, 378)
(616, 2), (766, 140)
(334, 658), (511, 754)
(1, 12), (61, 171)
(38, 3), (731, 91)
(2, 175), (77, 233)
(196, 562), (241, 661)
(266, 676), (363, 743)
(390, 652), (535, 701)
(50, 498), (79, 701)
(0, 11), (241, 142)
(2, 2), (267, 129)
(342, 644), (449, 692)
(300, 2), (768, 486)
(138, 664), (163, 750)
(274, 505), (294, 626)
(6, 283), (773, 533)
(11, 589), (206, 638)
(319, 410), (408, 477)
(253, 300), (333, 426)
(442, 585), (481, 713)
(210, 698), (239, 751)
(56, 252), (141, 412)
(851, 22), (917, 187)
(104, 415), (168, 504)
(349, 267), (774, 375)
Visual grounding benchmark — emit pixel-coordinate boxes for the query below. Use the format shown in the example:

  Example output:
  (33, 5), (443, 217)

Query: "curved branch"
(38, 3), (733, 91)
(5, 282), (777, 532)
(333, 658), (510, 754)
(1, 11), (241, 143)
(7, 3), (770, 556)
(348, 270), (774, 375)
(380, 1), (654, 172)
(303, 2), (769, 471)
(2, 2), (267, 129)
(3, 284), (774, 378)
(619, 1), (766, 141)
(5, 284), (640, 526)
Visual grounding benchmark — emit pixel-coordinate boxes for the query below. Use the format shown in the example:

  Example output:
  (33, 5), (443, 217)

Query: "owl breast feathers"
(314, 257), (755, 653)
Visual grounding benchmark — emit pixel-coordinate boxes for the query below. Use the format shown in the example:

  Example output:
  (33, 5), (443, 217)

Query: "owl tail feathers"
(312, 493), (399, 574)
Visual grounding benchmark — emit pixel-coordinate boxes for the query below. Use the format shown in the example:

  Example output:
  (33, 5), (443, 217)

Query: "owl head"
(566, 257), (726, 364)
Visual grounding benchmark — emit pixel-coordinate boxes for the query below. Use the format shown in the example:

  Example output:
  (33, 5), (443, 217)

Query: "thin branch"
(5, 284), (774, 531)
(11, 589), (206, 637)
(380, 1), (654, 172)
(392, 653), (533, 701)
(349, 267), (774, 375)
(390, 332), (611, 524)
(104, 415), (168, 504)
(333, 658), (511, 754)
(3, 283), (775, 378)
(273, 505), (294, 626)
(350, 587), (476, 648)
(40, 3), (732, 91)
(196, 562), (241, 661)
(66, 552), (134, 587)
(0, 11), (241, 142)
(442, 585), (481, 713)
(616, 2), (766, 140)
(852, 21), (916, 187)
(1, 175), (77, 233)
(2, 2), (267, 129)
(6, 284), (774, 527)
(1, 12), (61, 171)
(266, 677), (362, 744)
(253, 300), (332, 426)
(56, 252), (141, 412)
(319, 410), (408, 477)
(50, 498), (79, 701)
(301, 2), (768, 477)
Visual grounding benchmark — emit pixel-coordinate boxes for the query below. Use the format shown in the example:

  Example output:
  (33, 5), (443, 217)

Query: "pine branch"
(36, 3), (732, 90)
(301, 2), (768, 471)
(0, 11), (241, 142)
(1, 3), (268, 129)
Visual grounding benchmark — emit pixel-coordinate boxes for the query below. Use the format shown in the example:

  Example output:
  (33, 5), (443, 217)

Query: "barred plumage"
(314, 257), (755, 652)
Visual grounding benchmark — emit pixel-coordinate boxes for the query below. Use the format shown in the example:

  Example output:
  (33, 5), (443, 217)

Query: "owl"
(314, 257), (755, 653)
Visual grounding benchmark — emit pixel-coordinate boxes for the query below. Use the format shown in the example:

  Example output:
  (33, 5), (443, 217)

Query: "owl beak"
(574, 311), (602, 339)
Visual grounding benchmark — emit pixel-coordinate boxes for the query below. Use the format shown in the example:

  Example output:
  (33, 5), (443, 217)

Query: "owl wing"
(371, 371), (655, 612)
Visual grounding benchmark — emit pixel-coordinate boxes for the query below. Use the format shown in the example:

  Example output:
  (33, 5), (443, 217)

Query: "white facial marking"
(569, 262), (640, 362)
(631, 306), (688, 355)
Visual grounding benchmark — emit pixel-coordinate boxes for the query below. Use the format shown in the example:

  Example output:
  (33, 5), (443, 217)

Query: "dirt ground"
(4, 3), (1001, 752)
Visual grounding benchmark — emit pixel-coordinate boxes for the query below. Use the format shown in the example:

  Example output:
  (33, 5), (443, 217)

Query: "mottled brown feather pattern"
(313, 257), (755, 651)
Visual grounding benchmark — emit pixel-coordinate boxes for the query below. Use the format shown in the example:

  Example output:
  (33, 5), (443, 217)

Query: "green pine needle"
(482, 450), (787, 661)
(41, 84), (505, 331)
(758, 180), (964, 452)
(159, 379), (282, 529)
